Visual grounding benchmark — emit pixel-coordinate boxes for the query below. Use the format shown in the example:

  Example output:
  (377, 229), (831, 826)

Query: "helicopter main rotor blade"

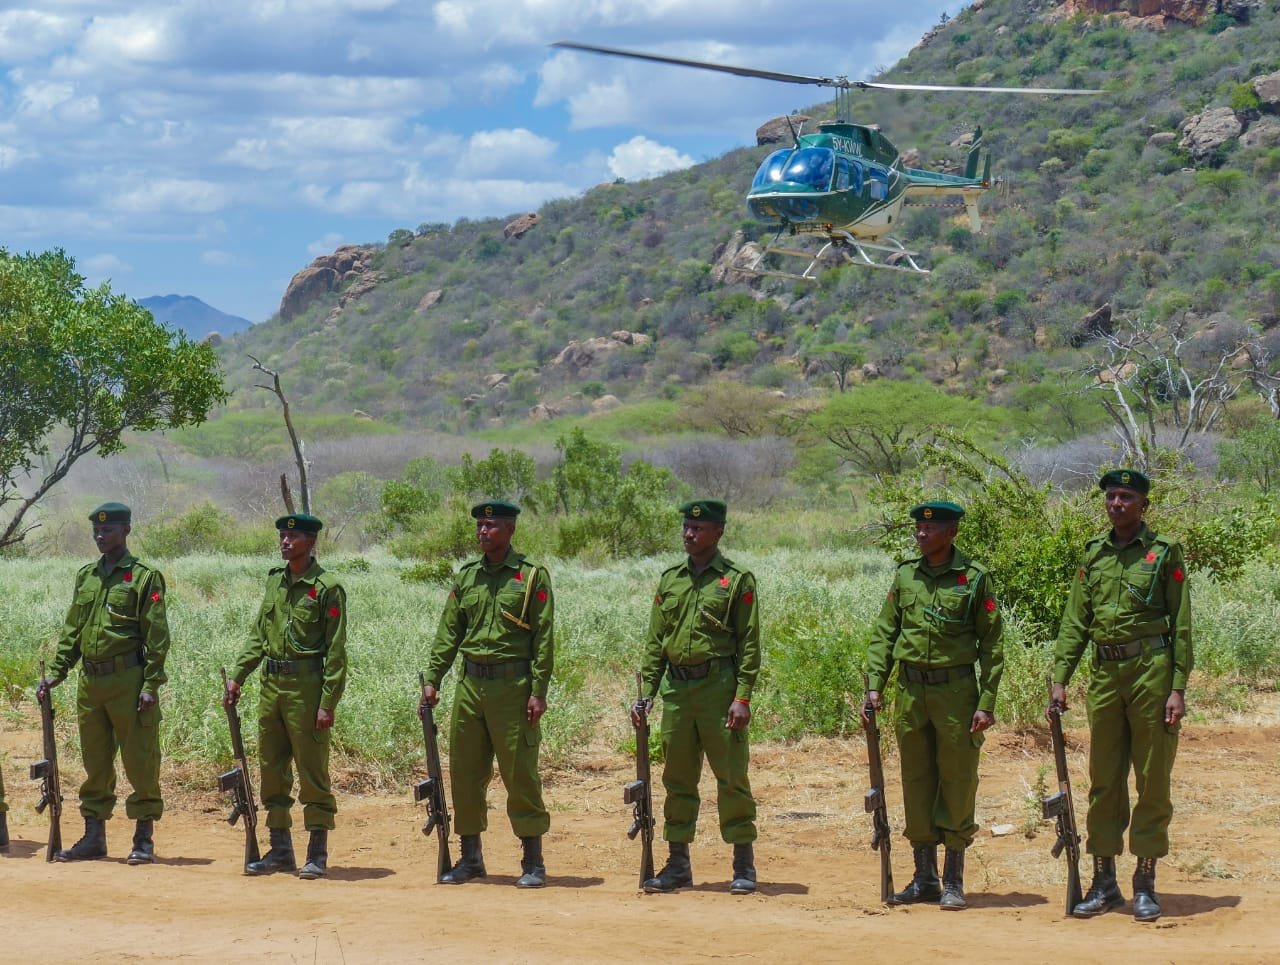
(861, 81), (1101, 95)
(552, 41), (844, 89)
(552, 41), (1102, 97)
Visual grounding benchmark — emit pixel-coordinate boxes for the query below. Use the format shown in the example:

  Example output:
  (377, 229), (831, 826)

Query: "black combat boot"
(1072, 855), (1125, 918)
(730, 843), (757, 895)
(126, 819), (155, 865)
(515, 835), (547, 889)
(891, 845), (942, 904)
(0, 811), (9, 851)
(298, 829), (329, 879)
(246, 827), (297, 876)
(643, 841), (693, 894)
(940, 847), (967, 910)
(55, 816), (108, 862)
(1132, 857), (1161, 922)
(439, 834), (486, 884)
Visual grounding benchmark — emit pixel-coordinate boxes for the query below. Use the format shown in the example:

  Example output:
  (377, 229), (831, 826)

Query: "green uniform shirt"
(865, 548), (1005, 713)
(641, 551), (761, 702)
(50, 552), (170, 697)
(427, 550), (554, 699)
(232, 561), (348, 711)
(1054, 523), (1193, 691)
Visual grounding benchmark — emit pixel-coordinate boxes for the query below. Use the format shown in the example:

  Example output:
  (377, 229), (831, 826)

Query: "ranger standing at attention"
(1049, 469), (1191, 923)
(421, 500), (554, 888)
(224, 513), (347, 879)
(862, 501), (1004, 910)
(37, 502), (170, 864)
(635, 498), (761, 895)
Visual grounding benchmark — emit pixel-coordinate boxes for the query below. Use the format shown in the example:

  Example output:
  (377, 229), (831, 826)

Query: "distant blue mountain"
(137, 294), (252, 340)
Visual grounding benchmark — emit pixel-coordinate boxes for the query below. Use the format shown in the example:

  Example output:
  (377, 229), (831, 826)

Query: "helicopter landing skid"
(736, 230), (928, 280)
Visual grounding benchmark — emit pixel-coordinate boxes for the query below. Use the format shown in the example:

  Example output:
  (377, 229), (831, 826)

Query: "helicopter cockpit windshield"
(751, 147), (834, 192)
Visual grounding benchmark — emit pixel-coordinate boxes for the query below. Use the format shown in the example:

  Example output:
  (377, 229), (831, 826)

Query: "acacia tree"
(0, 248), (227, 548)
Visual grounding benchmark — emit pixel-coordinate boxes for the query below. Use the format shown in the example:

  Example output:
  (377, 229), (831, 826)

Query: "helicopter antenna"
(785, 112), (801, 147)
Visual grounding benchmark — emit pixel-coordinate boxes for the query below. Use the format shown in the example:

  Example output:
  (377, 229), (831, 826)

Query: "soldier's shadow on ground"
(327, 865), (396, 881)
(967, 892), (1049, 909)
(159, 855), (216, 866)
(479, 874), (606, 888)
(2, 839), (47, 859)
(1160, 893), (1242, 918)
(687, 881), (810, 896)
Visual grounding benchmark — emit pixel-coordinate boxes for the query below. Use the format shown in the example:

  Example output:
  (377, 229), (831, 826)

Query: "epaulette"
(459, 556), (483, 572)
(268, 564), (287, 576)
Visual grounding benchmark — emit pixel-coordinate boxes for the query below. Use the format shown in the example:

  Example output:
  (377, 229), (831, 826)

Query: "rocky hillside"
(222, 0), (1280, 433)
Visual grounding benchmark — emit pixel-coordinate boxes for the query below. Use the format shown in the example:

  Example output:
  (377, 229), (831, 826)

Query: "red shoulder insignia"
(719, 575), (730, 588)
(123, 571), (133, 583)
(150, 591), (161, 603)
(984, 598), (997, 613)
(328, 606), (340, 618)
(307, 587), (318, 599)
(536, 589), (547, 604)
(1173, 569), (1185, 582)
(957, 573), (968, 586)
(1145, 551), (1157, 563)
(514, 570), (524, 582)
(742, 591), (754, 605)
(654, 593), (662, 605)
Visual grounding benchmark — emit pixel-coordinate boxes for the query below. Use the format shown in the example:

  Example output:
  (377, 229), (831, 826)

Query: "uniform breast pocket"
(105, 586), (138, 623)
(699, 594), (731, 633)
(288, 601), (324, 651)
(496, 584), (525, 615)
(659, 594), (682, 632)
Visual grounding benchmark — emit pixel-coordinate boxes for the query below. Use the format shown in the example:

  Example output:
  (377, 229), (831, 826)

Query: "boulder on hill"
(415, 289), (444, 313)
(1070, 303), (1113, 347)
(1062, 1), (1213, 25)
(504, 213), (539, 239)
(1241, 117), (1280, 150)
(280, 267), (339, 321)
(547, 331), (651, 376)
(1254, 71), (1280, 106)
(1178, 106), (1243, 161)
(756, 115), (811, 145)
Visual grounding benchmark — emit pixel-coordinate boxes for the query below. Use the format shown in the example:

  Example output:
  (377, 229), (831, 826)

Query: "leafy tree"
(0, 249), (227, 548)
(1218, 421), (1280, 493)
(449, 448), (539, 509)
(678, 381), (786, 438)
(805, 343), (864, 393)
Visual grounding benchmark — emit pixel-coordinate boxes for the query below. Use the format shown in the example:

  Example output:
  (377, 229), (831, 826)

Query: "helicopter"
(551, 41), (1100, 278)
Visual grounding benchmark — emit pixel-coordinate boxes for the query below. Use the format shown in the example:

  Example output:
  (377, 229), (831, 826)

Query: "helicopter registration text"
(829, 135), (862, 157)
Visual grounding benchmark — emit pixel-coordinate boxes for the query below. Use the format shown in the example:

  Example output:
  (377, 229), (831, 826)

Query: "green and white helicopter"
(553, 42), (1098, 278)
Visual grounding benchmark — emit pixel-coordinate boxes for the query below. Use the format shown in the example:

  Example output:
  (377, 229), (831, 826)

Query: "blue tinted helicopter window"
(851, 161), (864, 195)
(835, 158), (851, 190)
(781, 148), (834, 189)
(751, 150), (792, 188)
(869, 170), (888, 200)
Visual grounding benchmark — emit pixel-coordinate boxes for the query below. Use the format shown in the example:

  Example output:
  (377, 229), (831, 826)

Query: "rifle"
(414, 672), (453, 882)
(862, 675), (895, 904)
(31, 659), (62, 862)
(1042, 675), (1083, 916)
(623, 672), (655, 888)
(217, 667), (261, 869)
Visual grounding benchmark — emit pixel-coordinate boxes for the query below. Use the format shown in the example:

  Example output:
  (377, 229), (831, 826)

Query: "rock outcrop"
(547, 331), (652, 376)
(279, 244), (377, 321)
(503, 213), (539, 239)
(415, 290), (444, 314)
(1178, 106), (1243, 160)
(1253, 71), (1280, 107)
(1071, 303), (1114, 347)
(756, 115), (811, 146)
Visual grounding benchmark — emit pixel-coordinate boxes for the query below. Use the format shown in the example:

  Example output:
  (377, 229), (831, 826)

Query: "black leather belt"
(82, 652), (142, 677)
(901, 663), (975, 685)
(667, 657), (736, 681)
(464, 659), (531, 680)
(1095, 636), (1169, 661)
(265, 657), (324, 675)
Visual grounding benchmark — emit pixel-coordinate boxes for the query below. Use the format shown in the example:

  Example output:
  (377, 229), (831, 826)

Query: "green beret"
(1099, 468), (1150, 495)
(89, 502), (131, 524)
(276, 513), (323, 534)
(909, 501), (965, 523)
(679, 498), (727, 524)
(471, 500), (521, 520)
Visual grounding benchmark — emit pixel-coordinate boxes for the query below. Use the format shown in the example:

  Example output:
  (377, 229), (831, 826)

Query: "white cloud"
(83, 252), (132, 277)
(199, 249), (236, 267)
(607, 136), (694, 181)
(458, 128), (558, 177)
(108, 178), (230, 214)
(307, 233), (346, 256)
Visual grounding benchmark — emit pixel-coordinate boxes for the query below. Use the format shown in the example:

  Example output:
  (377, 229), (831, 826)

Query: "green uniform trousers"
(448, 671), (549, 838)
(258, 672), (335, 831)
(658, 665), (757, 845)
(0, 764), (7, 813)
(1085, 647), (1179, 858)
(895, 674), (982, 851)
(75, 665), (163, 821)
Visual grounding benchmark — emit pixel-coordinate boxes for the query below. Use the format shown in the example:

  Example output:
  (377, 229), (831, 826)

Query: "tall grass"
(0, 550), (1275, 788)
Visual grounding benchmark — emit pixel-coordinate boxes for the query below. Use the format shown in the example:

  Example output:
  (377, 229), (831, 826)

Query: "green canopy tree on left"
(0, 248), (228, 548)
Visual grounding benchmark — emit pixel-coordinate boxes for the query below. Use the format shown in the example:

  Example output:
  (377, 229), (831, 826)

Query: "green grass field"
(0, 549), (1274, 789)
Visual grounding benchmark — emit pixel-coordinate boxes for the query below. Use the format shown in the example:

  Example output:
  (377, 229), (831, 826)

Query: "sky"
(0, 1), (967, 323)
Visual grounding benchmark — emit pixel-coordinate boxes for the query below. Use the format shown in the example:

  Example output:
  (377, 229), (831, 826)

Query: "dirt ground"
(2, 702), (1278, 964)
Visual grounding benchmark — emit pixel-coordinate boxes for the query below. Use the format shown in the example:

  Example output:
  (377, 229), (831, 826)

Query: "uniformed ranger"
(1049, 469), (1191, 923)
(421, 500), (554, 888)
(634, 498), (761, 895)
(36, 502), (170, 864)
(862, 501), (1004, 910)
(224, 513), (347, 879)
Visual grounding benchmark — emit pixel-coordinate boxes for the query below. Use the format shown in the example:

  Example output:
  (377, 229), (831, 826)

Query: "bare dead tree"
(1082, 321), (1248, 469)
(249, 354), (310, 513)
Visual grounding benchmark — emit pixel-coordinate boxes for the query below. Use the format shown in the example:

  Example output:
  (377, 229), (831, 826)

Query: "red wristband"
(733, 697), (750, 705)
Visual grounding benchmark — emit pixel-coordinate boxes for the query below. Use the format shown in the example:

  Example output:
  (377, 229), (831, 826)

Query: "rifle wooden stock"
(32, 659), (62, 861)
(626, 672), (655, 888)
(862, 679), (895, 904)
(1043, 676), (1083, 916)
(416, 672), (453, 883)
(219, 668), (261, 868)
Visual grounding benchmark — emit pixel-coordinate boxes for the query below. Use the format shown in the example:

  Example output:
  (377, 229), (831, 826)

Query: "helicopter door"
(868, 169), (889, 201)
(851, 161), (864, 196)
(835, 158), (851, 191)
